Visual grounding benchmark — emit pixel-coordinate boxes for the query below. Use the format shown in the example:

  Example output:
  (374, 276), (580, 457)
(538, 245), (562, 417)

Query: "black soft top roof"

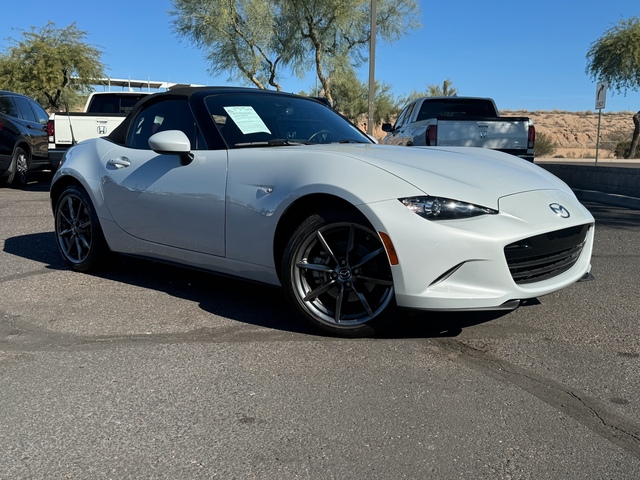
(107, 86), (302, 145)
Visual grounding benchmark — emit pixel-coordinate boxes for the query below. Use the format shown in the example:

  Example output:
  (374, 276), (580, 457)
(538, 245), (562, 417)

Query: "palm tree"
(428, 79), (457, 97)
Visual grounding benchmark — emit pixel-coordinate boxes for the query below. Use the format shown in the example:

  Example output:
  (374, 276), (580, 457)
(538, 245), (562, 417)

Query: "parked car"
(50, 87), (594, 337)
(0, 90), (51, 187)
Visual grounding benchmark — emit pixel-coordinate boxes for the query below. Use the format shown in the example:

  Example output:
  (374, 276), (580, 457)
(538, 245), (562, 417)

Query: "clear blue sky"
(1, 0), (638, 112)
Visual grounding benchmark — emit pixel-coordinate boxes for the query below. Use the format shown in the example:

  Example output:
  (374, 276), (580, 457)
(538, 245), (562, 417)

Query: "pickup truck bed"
(48, 92), (148, 167)
(382, 97), (535, 162)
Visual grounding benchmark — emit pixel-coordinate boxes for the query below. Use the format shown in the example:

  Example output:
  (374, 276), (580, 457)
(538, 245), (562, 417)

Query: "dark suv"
(0, 90), (50, 187)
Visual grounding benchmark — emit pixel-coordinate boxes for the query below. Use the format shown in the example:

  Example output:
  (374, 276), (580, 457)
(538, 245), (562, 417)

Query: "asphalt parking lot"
(1, 174), (640, 479)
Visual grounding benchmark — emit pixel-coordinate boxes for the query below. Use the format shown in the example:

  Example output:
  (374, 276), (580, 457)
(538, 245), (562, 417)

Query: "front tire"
(282, 211), (396, 337)
(54, 185), (109, 272)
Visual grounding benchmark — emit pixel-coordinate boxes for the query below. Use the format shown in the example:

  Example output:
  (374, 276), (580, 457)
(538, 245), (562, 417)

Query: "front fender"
(224, 147), (424, 268)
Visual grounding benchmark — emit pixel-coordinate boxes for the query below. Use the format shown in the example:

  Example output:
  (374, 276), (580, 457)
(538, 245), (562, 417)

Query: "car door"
(392, 101), (417, 145)
(384, 102), (416, 145)
(0, 95), (20, 172)
(101, 97), (227, 257)
(13, 96), (48, 163)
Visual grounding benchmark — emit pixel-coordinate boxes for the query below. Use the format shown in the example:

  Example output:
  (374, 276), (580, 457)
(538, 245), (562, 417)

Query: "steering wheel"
(308, 130), (332, 144)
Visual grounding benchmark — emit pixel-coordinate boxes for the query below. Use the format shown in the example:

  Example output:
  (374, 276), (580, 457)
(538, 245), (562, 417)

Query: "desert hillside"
(369, 109), (638, 158)
(502, 109), (638, 159)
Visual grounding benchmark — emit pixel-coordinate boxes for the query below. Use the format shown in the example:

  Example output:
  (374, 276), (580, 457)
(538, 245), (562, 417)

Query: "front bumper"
(359, 189), (594, 311)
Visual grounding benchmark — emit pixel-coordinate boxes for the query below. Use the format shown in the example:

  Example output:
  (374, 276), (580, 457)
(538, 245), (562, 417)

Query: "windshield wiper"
(338, 139), (369, 144)
(234, 138), (305, 148)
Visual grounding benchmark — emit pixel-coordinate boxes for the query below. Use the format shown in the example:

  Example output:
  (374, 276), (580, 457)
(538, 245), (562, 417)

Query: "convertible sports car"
(50, 87), (595, 337)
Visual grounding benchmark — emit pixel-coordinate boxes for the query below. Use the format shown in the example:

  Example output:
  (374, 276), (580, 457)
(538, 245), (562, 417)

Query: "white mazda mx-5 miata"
(50, 87), (594, 336)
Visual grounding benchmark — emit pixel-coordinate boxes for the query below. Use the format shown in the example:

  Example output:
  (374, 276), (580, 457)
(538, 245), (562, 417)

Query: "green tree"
(170, 0), (420, 103)
(171, 0), (294, 90)
(400, 78), (458, 104)
(586, 17), (640, 158)
(326, 68), (397, 126)
(0, 22), (105, 111)
(283, 0), (419, 104)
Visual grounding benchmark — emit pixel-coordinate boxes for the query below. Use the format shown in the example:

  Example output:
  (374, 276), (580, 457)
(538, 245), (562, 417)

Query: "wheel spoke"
(64, 238), (75, 257)
(354, 275), (393, 286)
(67, 197), (77, 223)
(334, 287), (344, 323)
(352, 285), (374, 316)
(77, 232), (91, 251)
(316, 230), (339, 264)
(74, 237), (84, 260)
(352, 247), (385, 269)
(58, 211), (73, 228)
(346, 224), (355, 262)
(296, 260), (333, 273)
(303, 279), (338, 302)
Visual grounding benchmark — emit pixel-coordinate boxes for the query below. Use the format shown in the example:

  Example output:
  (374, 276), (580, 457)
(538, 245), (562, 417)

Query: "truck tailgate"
(52, 113), (126, 146)
(435, 117), (530, 150)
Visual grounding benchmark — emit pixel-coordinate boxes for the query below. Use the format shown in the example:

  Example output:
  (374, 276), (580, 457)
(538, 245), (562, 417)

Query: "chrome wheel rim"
(292, 222), (394, 327)
(16, 151), (28, 175)
(56, 193), (93, 264)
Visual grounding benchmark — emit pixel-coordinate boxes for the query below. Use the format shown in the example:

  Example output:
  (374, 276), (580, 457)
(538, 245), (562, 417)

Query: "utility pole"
(367, 0), (377, 136)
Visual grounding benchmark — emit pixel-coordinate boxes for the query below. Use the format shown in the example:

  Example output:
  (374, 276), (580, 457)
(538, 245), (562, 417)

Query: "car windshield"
(204, 93), (371, 148)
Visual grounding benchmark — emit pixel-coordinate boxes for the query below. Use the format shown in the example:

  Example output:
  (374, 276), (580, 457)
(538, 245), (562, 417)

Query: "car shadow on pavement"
(83, 255), (318, 337)
(0, 171), (53, 192)
(4, 232), (514, 340)
(91, 256), (518, 339)
(4, 232), (67, 269)
(383, 309), (510, 339)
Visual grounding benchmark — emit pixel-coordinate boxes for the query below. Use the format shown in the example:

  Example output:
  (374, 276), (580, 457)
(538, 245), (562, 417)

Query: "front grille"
(504, 224), (591, 285)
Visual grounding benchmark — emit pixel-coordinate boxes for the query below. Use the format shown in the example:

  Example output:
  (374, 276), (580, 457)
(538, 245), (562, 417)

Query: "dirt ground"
(503, 109), (637, 159)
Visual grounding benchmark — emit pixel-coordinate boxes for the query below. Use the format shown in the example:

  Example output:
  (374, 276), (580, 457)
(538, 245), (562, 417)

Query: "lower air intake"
(504, 224), (591, 285)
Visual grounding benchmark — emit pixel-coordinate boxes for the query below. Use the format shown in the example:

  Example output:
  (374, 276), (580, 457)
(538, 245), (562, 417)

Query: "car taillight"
(426, 125), (437, 146)
(528, 125), (535, 149)
(47, 119), (55, 137)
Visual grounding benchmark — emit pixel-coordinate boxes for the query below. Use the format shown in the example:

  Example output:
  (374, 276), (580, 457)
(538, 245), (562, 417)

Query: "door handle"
(107, 157), (131, 169)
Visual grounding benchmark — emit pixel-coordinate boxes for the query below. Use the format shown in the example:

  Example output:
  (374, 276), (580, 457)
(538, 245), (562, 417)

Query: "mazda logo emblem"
(549, 203), (570, 218)
(339, 268), (352, 280)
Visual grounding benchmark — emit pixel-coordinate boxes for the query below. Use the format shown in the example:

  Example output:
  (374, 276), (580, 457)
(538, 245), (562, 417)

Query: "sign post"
(595, 81), (608, 165)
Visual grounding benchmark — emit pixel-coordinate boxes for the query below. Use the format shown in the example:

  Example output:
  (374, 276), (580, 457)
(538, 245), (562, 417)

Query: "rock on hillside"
(502, 110), (638, 159)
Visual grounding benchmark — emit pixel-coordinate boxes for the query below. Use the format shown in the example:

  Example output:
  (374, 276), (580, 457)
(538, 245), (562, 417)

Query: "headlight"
(399, 196), (498, 220)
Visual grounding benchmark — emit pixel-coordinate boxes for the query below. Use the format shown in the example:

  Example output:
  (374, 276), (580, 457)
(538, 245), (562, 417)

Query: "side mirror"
(381, 123), (393, 132)
(149, 130), (194, 165)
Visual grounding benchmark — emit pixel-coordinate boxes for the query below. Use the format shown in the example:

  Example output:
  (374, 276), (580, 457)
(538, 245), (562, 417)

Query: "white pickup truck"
(381, 96), (535, 162)
(47, 91), (148, 167)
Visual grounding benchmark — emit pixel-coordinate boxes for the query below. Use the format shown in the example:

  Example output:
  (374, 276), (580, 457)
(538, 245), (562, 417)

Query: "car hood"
(324, 144), (571, 209)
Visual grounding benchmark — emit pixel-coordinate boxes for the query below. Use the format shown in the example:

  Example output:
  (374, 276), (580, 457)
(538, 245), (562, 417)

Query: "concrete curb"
(573, 189), (640, 210)
(537, 162), (640, 210)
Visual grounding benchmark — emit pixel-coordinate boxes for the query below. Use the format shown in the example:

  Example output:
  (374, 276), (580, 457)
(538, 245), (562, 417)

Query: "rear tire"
(54, 185), (110, 272)
(7, 147), (29, 188)
(282, 211), (396, 337)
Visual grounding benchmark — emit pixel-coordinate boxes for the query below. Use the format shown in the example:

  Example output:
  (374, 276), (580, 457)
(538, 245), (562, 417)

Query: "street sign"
(595, 81), (608, 110)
